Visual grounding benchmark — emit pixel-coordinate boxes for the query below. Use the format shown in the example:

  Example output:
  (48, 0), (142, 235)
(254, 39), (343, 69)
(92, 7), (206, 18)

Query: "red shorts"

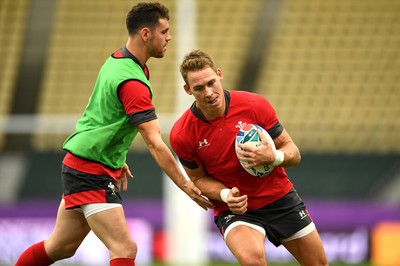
(61, 165), (122, 209)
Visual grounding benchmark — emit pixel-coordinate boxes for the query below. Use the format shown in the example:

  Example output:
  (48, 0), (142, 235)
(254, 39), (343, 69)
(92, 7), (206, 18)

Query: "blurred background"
(1, 0), (400, 265)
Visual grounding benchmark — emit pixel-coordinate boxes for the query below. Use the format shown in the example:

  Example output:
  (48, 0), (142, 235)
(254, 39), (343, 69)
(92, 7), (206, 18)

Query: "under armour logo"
(224, 214), (235, 223)
(299, 210), (308, 219)
(198, 139), (210, 149)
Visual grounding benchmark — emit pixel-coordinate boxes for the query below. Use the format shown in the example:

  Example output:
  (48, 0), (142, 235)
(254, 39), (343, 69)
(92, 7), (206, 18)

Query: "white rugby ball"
(235, 124), (276, 177)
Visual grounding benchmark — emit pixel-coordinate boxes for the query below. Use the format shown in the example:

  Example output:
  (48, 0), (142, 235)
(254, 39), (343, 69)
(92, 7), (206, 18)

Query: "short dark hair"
(180, 49), (218, 85)
(126, 2), (170, 35)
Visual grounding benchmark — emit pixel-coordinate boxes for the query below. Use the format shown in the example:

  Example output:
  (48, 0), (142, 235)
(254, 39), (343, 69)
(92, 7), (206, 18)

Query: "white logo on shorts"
(224, 214), (235, 223)
(299, 210), (308, 219)
(108, 182), (116, 196)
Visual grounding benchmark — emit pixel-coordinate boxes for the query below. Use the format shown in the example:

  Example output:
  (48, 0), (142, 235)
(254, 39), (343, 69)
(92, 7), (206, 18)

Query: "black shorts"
(61, 164), (122, 209)
(214, 188), (313, 247)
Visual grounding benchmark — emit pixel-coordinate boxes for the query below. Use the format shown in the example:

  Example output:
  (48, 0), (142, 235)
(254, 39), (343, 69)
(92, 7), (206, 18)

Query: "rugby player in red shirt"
(170, 49), (328, 266)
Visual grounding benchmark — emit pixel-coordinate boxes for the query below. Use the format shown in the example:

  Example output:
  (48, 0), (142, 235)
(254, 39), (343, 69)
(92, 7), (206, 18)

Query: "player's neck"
(196, 102), (226, 121)
(125, 38), (149, 67)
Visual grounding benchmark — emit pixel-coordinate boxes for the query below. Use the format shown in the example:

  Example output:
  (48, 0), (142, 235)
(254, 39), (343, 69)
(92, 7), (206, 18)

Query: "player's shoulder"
(230, 90), (264, 99)
(170, 109), (198, 150)
(171, 108), (195, 135)
(229, 90), (268, 105)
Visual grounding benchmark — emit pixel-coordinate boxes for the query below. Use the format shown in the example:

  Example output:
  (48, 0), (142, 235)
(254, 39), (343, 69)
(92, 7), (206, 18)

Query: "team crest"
(108, 182), (116, 196)
(235, 121), (247, 130)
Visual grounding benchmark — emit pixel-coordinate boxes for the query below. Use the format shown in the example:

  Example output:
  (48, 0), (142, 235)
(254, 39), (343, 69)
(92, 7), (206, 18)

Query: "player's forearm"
(147, 141), (188, 188)
(193, 176), (227, 202)
(274, 129), (301, 168)
(277, 143), (301, 168)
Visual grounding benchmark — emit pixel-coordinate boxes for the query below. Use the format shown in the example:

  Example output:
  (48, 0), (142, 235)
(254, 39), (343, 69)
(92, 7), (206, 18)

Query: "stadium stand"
(256, 0), (400, 153)
(0, 0), (31, 149)
(196, 0), (263, 92)
(0, 0), (31, 115)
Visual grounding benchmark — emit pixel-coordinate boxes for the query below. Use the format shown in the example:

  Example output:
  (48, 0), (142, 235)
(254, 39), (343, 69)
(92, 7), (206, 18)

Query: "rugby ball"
(235, 124), (276, 177)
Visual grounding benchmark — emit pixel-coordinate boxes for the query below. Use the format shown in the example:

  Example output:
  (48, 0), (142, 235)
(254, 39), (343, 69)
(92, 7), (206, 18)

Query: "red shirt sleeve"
(170, 123), (197, 169)
(253, 94), (279, 132)
(118, 80), (154, 115)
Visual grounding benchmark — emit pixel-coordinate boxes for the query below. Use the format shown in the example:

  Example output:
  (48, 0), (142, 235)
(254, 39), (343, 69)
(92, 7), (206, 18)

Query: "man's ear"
(217, 68), (223, 80)
(140, 27), (151, 42)
(184, 84), (192, 95)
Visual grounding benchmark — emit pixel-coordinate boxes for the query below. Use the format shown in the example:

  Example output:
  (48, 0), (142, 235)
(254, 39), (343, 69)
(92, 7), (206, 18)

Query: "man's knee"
(110, 238), (138, 258)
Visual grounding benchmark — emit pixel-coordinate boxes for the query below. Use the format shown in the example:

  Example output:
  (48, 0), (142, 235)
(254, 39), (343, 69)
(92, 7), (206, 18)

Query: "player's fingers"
(232, 207), (247, 215)
(126, 168), (134, 179)
(229, 201), (246, 210)
(119, 176), (127, 191)
(236, 195), (248, 203)
(187, 181), (214, 210)
(191, 192), (214, 210)
(231, 187), (240, 196)
(244, 161), (261, 168)
(238, 150), (252, 159)
(257, 129), (272, 149)
(230, 200), (247, 214)
(124, 176), (129, 191)
(194, 195), (214, 210)
(228, 194), (247, 208)
(191, 184), (202, 196)
(116, 178), (122, 190)
(237, 143), (254, 153)
(123, 163), (134, 178)
(257, 129), (266, 141)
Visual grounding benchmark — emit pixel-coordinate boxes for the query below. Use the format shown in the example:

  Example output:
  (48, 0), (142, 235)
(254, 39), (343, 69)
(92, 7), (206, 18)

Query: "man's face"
(147, 18), (171, 58)
(184, 67), (225, 120)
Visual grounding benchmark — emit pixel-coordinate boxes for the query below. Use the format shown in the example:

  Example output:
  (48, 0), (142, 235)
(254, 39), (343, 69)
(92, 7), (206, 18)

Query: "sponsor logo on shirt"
(198, 139), (210, 149)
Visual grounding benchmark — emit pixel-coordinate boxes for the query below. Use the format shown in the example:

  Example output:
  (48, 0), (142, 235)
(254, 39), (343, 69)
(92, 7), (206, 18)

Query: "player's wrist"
(273, 150), (284, 166)
(220, 188), (231, 203)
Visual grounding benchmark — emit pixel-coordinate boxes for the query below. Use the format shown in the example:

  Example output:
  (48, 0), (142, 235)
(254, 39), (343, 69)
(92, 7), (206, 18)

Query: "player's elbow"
(294, 152), (301, 166)
(287, 146), (301, 167)
(292, 148), (301, 166)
